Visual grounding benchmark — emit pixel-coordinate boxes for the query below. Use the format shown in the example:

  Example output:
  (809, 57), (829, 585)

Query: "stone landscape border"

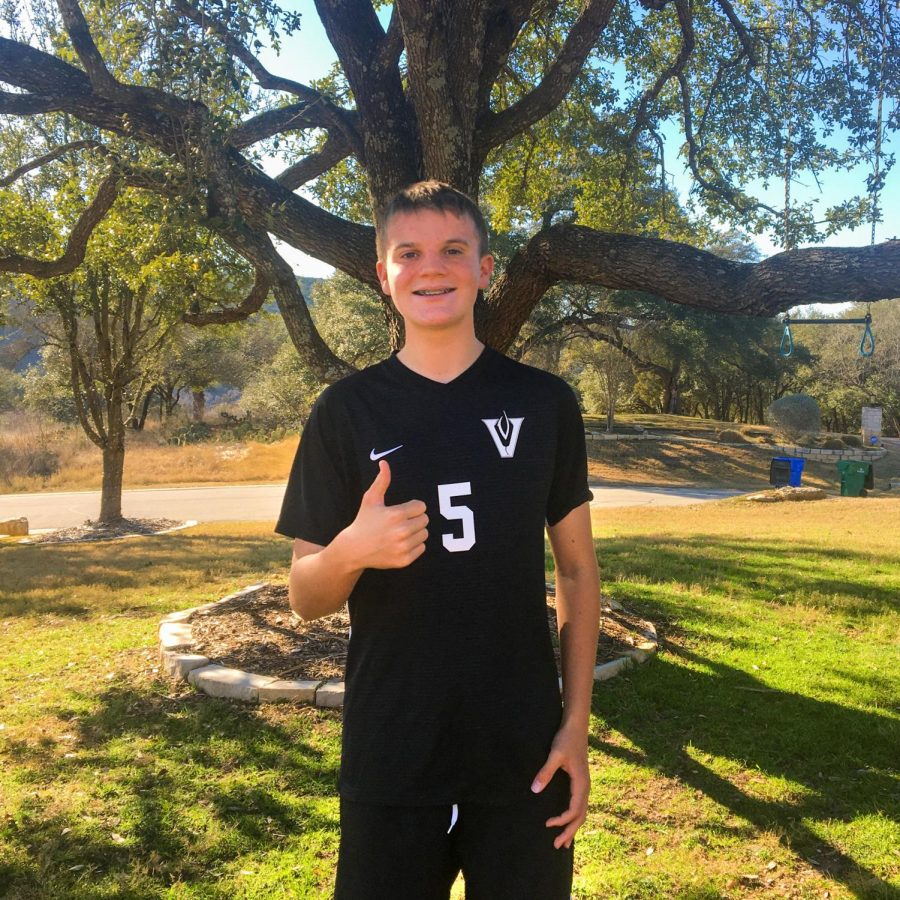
(771, 444), (886, 462)
(160, 584), (659, 705)
(10, 519), (199, 543)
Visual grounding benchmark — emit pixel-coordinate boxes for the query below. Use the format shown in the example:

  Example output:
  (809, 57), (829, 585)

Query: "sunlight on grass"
(1, 505), (898, 897)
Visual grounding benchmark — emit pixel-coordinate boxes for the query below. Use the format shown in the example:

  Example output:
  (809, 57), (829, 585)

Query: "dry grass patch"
(0, 414), (299, 493)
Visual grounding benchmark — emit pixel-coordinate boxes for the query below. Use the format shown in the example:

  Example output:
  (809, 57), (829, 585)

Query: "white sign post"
(861, 406), (882, 446)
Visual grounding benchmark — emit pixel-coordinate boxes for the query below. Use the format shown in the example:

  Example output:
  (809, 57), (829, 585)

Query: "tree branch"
(626, 0), (695, 146)
(475, 1), (535, 115)
(314, 0), (418, 196)
(475, 0), (616, 157)
(715, 0), (759, 67)
(226, 102), (355, 149)
(210, 220), (355, 382)
(174, 0), (319, 102)
(677, 72), (778, 217)
(482, 224), (900, 351)
(0, 174), (120, 277)
(0, 140), (105, 188)
(0, 91), (66, 115)
(275, 133), (352, 190)
(174, 0), (362, 155)
(182, 269), (271, 325)
(0, 36), (94, 101)
(56, 0), (195, 118)
(314, 0), (387, 85)
(54, 0), (121, 97)
(375, 4), (405, 74)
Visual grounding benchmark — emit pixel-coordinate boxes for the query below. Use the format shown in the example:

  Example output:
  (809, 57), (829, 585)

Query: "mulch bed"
(188, 584), (657, 681)
(25, 518), (184, 544)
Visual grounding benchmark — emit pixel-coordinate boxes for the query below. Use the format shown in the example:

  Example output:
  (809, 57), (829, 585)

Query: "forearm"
(556, 565), (601, 734)
(289, 530), (364, 621)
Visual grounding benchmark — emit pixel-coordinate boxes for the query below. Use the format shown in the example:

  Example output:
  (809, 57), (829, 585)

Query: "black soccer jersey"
(276, 346), (591, 806)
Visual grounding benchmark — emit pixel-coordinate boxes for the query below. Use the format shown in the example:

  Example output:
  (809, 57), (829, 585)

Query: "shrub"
(822, 437), (846, 450)
(717, 429), (747, 443)
(0, 368), (25, 411)
(842, 434), (862, 448)
(167, 422), (214, 445)
(0, 431), (60, 486)
(238, 343), (321, 431)
(766, 395), (821, 441)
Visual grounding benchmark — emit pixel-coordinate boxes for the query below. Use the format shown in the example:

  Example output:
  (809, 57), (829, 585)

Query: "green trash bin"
(837, 460), (871, 497)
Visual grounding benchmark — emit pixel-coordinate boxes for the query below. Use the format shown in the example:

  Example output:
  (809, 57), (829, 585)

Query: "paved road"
(0, 482), (743, 531)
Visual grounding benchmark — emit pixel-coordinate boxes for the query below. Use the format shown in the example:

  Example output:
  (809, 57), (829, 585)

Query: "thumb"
(531, 753), (562, 794)
(363, 459), (391, 505)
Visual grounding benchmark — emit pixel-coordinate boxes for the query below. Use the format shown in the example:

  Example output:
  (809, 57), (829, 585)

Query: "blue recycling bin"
(769, 456), (804, 487)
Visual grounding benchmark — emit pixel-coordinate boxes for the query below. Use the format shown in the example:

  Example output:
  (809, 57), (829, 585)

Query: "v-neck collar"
(385, 345), (495, 392)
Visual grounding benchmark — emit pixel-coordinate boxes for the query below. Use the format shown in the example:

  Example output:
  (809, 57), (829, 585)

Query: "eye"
(399, 250), (418, 259)
(446, 247), (463, 255)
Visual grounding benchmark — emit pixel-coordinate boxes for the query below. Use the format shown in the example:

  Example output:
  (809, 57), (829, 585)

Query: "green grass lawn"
(1, 505), (898, 898)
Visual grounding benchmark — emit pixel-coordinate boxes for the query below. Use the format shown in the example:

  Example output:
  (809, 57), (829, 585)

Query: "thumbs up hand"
(342, 460), (429, 570)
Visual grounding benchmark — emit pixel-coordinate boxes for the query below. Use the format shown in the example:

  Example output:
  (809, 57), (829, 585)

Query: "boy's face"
(376, 209), (493, 336)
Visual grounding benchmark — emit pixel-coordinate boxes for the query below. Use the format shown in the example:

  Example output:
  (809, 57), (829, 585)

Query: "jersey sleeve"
(275, 389), (357, 545)
(545, 383), (592, 526)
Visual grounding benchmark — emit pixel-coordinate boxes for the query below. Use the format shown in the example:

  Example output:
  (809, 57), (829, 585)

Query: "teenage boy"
(276, 181), (600, 899)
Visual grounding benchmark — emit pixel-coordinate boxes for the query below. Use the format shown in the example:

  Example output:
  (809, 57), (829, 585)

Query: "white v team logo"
(482, 411), (524, 458)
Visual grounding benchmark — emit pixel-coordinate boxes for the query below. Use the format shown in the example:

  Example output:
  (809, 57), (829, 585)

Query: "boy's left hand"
(531, 722), (590, 850)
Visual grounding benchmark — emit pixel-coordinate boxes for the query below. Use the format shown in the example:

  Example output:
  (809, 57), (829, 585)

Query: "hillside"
(1, 413), (896, 495)
(583, 414), (899, 492)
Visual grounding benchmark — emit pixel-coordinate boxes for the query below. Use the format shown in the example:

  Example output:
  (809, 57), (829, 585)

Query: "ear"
(478, 254), (494, 289)
(375, 259), (391, 295)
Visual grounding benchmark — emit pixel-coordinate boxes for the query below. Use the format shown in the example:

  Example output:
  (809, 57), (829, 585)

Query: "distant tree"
(310, 273), (390, 369)
(565, 339), (635, 431)
(238, 340), (321, 430)
(8, 183), (232, 522)
(797, 301), (900, 436)
(0, 365), (23, 410)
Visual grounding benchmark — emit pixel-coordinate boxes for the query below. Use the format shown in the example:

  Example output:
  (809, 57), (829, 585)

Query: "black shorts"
(334, 772), (573, 900)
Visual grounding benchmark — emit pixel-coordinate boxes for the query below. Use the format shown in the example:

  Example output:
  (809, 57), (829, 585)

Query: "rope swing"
(779, 6), (884, 361)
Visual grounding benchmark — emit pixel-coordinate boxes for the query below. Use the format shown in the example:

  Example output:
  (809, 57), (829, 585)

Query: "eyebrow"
(393, 238), (472, 250)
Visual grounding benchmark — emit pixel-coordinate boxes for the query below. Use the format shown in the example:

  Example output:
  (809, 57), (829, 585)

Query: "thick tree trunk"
(664, 374), (682, 415)
(130, 390), (153, 431)
(99, 442), (125, 523)
(192, 389), (205, 423)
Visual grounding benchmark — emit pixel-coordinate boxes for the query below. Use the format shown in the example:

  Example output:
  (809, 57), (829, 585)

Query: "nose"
(419, 250), (447, 275)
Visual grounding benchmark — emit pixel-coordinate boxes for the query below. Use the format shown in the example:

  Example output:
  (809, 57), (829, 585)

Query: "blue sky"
(258, 0), (898, 277)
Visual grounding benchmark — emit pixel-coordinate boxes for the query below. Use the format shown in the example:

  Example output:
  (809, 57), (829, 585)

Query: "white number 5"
(438, 482), (476, 552)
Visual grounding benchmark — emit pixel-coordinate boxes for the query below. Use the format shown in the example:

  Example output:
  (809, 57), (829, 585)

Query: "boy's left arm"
(532, 500), (600, 850)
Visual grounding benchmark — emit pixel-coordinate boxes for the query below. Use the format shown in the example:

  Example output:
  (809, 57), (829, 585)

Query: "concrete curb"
(16, 519), (199, 545)
(160, 584), (657, 705)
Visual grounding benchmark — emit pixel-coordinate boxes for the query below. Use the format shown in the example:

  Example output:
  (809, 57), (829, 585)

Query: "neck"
(396, 331), (484, 383)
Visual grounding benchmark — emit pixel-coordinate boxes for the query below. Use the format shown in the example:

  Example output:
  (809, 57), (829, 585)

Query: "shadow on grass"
(0, 531), (289, 618)
(599, 534), (899, 617)
(0, 684), (340, 898)
(593, 647), (899, 898)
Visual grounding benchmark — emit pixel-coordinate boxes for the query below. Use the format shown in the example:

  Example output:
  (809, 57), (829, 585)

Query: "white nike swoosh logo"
(370, 444), (404, 461)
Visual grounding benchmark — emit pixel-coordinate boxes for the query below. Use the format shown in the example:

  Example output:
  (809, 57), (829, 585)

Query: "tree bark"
(191, 389), (206, 423)
(99, 425), (125, 524)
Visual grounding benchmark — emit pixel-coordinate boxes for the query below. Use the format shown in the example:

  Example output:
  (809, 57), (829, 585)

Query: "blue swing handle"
(860, 313), (875, 357)
(780, 319), (794, 357)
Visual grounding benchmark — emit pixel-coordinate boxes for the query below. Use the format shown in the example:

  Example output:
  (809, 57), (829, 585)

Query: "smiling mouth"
(413, 288), (455, 296)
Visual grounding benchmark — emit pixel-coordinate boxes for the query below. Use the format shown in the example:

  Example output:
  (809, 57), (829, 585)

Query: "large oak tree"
(1, 0), (898, 383)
